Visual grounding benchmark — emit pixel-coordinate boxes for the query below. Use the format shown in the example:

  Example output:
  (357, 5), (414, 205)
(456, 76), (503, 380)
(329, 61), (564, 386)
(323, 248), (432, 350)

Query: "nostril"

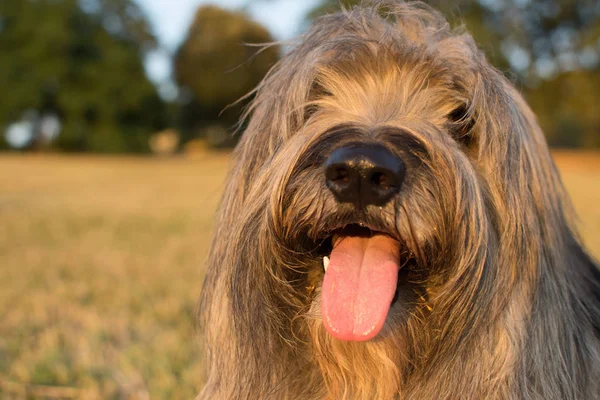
(370, 171), (393, 191)
(331, 167), (350, 184)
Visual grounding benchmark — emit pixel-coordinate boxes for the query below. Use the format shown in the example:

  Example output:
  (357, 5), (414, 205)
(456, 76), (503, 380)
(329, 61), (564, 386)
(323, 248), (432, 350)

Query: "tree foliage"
(0, 0), (167, 152)
(174, 5), (280, 147)
(307, 0), (600, 148)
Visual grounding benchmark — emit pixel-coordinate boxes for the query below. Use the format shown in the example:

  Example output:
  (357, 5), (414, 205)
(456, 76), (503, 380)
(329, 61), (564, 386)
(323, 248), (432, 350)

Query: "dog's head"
(213, 1), (566, 356)
(200, 3), (600, 399)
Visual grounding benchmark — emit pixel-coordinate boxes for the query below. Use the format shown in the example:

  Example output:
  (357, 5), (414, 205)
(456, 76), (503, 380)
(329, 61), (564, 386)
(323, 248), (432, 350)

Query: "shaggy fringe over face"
(198, 1), (600, 399)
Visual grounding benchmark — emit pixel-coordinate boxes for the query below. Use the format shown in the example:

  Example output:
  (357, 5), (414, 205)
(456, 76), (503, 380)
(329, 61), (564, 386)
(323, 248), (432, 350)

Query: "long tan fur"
(198, 2), (600, 399)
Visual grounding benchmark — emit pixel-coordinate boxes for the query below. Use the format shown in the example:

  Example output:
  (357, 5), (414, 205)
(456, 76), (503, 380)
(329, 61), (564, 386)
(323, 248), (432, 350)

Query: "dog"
(198, 2), (600, 399)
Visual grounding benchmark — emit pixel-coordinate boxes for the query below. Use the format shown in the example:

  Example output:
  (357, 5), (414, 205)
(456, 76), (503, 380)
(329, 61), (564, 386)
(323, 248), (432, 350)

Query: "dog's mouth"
(315, 224), (412, 342)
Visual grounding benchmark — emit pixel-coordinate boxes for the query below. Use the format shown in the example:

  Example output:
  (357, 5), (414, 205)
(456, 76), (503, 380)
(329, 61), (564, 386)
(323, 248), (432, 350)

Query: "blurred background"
(0, 0), (598, 398)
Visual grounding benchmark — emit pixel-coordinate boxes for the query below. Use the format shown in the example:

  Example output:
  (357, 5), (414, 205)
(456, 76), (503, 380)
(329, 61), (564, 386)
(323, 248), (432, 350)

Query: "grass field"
(0, 151), (599, 399)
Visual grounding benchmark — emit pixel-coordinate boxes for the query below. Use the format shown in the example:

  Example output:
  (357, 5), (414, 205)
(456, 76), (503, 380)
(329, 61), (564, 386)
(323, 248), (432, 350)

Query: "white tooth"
(323, 256), (330, 271)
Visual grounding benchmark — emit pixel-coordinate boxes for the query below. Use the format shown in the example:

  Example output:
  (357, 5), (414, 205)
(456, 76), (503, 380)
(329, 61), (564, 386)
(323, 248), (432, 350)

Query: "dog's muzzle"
(320, 143), (406, 342)
(324, 143), (405, 208)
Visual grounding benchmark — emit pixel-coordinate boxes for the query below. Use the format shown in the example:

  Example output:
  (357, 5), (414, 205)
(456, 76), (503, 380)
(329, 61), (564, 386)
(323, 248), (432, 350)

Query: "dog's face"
(259, 47), (498, 342)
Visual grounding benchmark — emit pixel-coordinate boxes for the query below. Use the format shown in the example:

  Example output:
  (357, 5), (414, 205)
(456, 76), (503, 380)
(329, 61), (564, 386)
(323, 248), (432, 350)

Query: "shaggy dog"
(198, 2), (600, 399)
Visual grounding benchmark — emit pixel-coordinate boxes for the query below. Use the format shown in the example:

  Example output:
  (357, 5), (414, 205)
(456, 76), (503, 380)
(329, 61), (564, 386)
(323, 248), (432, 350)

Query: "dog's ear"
(443, 34), (562, 202)
(470, 60), (562, 198)
(230, 54), (319, 200)
(457, 36), (588, 278)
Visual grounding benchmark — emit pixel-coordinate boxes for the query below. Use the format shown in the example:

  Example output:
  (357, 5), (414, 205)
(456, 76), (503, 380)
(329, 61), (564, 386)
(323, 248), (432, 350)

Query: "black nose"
(325, 144), (405, 207)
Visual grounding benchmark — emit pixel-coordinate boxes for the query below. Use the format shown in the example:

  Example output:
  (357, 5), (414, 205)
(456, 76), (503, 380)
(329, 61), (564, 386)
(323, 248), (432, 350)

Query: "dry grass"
(552, 151), (600, 256)
(0, 151), (598, 399)
(0, 153), (229, 399)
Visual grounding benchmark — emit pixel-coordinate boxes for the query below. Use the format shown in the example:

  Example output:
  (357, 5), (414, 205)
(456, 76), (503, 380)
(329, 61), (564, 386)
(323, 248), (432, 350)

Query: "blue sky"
(136, 0), (320, 98)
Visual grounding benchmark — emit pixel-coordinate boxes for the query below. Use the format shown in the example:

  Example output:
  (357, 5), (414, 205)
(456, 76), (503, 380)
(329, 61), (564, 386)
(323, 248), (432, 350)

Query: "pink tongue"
(322, 234), (400, 341)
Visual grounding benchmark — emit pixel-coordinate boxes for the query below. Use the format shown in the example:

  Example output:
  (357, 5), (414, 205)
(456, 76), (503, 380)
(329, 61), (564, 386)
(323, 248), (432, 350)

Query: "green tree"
(174, 5), (280, 147)
(0, 0), (167, 152)
(306, 0), (600, 147)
